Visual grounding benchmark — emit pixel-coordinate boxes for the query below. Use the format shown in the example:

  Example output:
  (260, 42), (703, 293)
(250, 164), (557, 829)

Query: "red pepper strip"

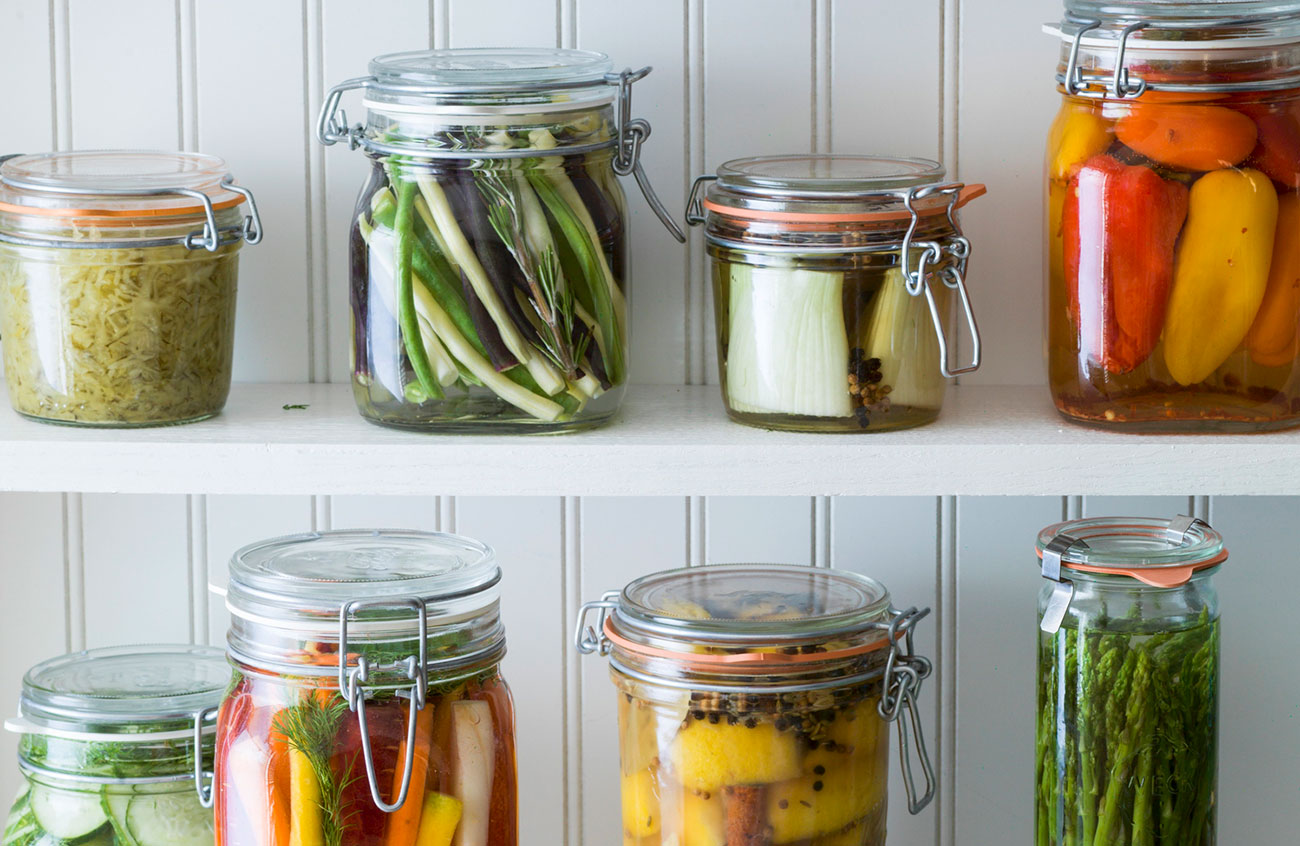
(1238, 100), (1300, 189)
(1064, 154), (1189, 374)
(216, 688), (255, 846)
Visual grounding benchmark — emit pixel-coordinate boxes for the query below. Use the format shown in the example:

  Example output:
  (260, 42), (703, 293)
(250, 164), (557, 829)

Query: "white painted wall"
(0, 3), (1297, 846)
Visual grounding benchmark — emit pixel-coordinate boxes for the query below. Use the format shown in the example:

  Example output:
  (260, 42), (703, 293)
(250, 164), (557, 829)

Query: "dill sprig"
(476, 167), (581, 378)
(272, 693), (359, 846)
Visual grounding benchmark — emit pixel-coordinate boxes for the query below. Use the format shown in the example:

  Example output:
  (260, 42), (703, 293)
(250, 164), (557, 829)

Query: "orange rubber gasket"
(0, 194), (245, 220)
(1034, 529), (1228, 589)
(703, 183), (987, 224)
(603, 618), (899, 670)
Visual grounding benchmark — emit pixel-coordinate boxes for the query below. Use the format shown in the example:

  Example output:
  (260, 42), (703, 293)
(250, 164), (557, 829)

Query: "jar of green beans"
(318, 48), (684, 433)
(1035, 516), (1225, 846)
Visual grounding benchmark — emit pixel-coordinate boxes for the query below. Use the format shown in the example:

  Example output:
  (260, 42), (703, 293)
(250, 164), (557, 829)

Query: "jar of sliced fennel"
(318, 48), (684, 433)
(687, 155), (985, 432)
(0, 151), (262, 427)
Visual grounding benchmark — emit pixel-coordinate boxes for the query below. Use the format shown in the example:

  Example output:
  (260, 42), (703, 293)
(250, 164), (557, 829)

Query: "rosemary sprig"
(476, 167), (580, 378)
(273, 693), (360, 846)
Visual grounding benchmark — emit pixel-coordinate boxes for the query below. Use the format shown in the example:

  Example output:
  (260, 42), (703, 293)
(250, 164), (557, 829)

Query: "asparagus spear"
(393, 177), (443, 400)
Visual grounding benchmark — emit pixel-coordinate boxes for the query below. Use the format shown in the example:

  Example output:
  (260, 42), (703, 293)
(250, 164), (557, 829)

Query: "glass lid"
(614, 564), (892, 646)
(227, 529), (499, 622)
(1037, 516), (1227, 586)
(1066, 0), (1300, 20)
(0, 150), (243, 217)
(1051, 0), (1300, 47)
(370, 47), (613, 90)
(13, 645), (229, 736)
(717, 155), (946, 197)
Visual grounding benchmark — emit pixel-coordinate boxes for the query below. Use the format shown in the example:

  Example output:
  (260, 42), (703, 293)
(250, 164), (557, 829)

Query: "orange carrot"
(268, 721), (293, 846)
(383, 702), (436, 846)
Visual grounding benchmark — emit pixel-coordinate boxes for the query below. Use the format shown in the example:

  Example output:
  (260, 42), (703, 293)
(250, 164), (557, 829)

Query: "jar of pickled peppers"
(214, 530), (517, 846)
(1045, 2), (1300, 431)
(575, 564), (935, 846)
(317, 48), (684, 433)
(1036, 516), (1225, 846)
(687, 155), (984, 432)
(3, 645), (230, 846)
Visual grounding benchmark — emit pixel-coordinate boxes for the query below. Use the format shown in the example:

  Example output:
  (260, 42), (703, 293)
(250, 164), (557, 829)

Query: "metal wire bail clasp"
(1040, 533), (1089, 634)
(899, 184), (982, 378)
(1062, 15), (1149, 99)
(877, 606), (936, 815)
(574, 591), (621, 655)
(339, 597), (429, 813)
(317, 77), (372, 149)
(192, 705), (220, 808)
(685, 175), (719, 227)
(605, 67), (686, 243)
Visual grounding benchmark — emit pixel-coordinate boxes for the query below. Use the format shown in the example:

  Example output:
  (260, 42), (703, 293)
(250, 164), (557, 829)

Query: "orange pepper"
(1115, 103), (1258, 171)
(1247, 193), (1300, 365)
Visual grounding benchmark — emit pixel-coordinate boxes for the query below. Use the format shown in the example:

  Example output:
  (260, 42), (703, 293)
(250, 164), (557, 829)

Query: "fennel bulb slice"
(725, 263), (852, 418)
(860, 268), (945, 409)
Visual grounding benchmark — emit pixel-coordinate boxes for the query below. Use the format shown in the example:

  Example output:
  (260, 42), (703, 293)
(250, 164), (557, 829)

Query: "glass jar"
(1035, 516), (1225, 846)
(686, 155), (985, 432)
(0, 150), (262, 427)
(318, 48), (684, 433)
(1045, 3), (1300, 431)
(215, 529), (516, 846)
(575, 564), (935, 846)
(2, 645), (230, 846)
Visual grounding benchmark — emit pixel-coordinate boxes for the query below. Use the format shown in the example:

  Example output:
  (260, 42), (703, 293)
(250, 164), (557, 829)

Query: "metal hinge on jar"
(898, 184), (981, 378)
(873, 606), (937, 815)
(338, 598), (430, 813)
(193, 706), (220, 807)
(573, 591), (622, 655)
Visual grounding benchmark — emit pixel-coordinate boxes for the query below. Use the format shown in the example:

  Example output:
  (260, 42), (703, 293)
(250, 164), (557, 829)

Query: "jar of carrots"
(1045, 3), (1300, 431)
(214, 530), (516, 846)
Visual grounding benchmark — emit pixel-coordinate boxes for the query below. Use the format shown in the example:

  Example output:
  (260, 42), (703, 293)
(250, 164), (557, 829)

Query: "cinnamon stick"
(723, 785), (769, 846)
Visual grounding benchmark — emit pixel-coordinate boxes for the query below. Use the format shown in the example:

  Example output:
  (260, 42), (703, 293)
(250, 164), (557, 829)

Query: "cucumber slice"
(28, 786), (107, 842)
(100, 793), (137, 846)
(125, 794), (211, 846)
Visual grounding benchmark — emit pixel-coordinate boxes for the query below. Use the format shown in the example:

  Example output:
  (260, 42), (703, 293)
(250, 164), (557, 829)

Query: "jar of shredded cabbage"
(0, 150), (262, 427)
(687, 155), (985, 433)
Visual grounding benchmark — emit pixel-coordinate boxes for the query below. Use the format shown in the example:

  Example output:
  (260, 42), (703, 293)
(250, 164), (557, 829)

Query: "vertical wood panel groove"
(305, 0), (329, 383)
(937, 495), (956, 846)
(189, 494), (209, 644)
(62, 493), (85, 652)
(52, 0), (71, 149)
(814, 0), (831, 154)
(177, 0), (197, 149)
(685, 0), (705, 385)
(561, 497), (583, 846)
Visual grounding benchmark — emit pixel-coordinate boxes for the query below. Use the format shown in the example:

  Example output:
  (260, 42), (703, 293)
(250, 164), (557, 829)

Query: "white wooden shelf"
(0, 383), (1297, 496)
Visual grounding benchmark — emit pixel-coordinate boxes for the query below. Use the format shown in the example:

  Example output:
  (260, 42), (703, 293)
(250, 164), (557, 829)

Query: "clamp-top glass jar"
(318, 48), (684, 433)
(687, 155), (984, 432)
(1045, 2), (1300, 431)
(1036, 516), (1225, 846)
(215, 529), (516, 846)
(575, 564), (935, 846)
(3, 645), (230, 846)
(0, 150), (261, 427)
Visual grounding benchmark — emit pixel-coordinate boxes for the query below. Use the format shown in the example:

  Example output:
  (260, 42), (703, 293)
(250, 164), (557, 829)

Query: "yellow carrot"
(383, 704), (436, 846)
(414, 794), (464, 846)
(288, 748), (324, 846)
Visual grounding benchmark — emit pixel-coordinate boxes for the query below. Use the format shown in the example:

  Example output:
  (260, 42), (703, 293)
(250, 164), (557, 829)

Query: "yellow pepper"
(1047, 101), (1113, 182)
(1247, 193), (1300, 366)
(413, 792), (463, 846)
(288, 748), (324, 846)
(1164, 168), (1279, 385)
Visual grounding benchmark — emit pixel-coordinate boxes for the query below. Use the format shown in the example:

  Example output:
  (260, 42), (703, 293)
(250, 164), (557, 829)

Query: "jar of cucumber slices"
(216, 529), (517, 846)
(2, 645), (230, 846)
(575, 564), (935, 846)
(318, 48), (684, 433)
(687, 155), (985, 432)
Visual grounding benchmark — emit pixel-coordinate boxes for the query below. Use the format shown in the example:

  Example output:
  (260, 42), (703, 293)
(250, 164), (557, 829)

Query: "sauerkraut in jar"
(0, 150), (261, 427)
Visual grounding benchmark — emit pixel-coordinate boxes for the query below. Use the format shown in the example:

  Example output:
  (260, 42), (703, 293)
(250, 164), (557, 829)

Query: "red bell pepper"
(1064, 154), (1189, 374)
(1238, 98), (1300, 188)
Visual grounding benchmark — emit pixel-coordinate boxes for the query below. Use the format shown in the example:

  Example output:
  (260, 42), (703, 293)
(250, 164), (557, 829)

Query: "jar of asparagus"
(686, 155), (984, 432)
(1045, 2), (1300, 431)
(3, 645), (230, 846)
(575, 564), (935, 846)
(1036, 516), (1225, 846)
(0, 150), (261, 427)
(318, 48), (685, 432)
(215, 529), (516, 846)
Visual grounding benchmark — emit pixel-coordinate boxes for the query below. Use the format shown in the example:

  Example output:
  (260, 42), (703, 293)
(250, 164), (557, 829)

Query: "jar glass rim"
(1037, 516), (1227, 572)
(369, 47), (613, 91)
